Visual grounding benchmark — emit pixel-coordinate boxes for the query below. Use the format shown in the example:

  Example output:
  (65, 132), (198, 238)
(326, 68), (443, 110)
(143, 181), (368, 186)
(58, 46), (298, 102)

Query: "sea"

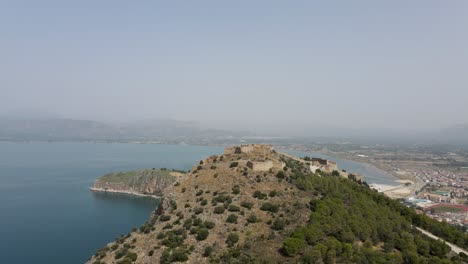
(0, 142), (397, 264)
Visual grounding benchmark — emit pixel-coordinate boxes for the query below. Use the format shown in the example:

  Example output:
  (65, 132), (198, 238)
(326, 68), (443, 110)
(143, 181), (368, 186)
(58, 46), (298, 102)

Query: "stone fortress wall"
(224, 144), (362, 182)
(224, 144), (274, 156)
(224, 144), (285, 172)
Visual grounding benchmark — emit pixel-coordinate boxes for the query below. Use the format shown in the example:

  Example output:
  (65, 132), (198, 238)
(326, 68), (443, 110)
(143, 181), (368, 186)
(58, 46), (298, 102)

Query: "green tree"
(283, 237), (306, 256)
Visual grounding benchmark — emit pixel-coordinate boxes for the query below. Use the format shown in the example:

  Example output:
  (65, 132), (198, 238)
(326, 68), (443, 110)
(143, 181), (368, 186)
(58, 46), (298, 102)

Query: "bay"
(0, 142), (222, 264)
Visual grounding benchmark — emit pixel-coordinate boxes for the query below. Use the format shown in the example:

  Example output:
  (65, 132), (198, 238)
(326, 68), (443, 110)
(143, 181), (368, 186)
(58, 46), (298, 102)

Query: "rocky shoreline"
(90, 187), (160, 199)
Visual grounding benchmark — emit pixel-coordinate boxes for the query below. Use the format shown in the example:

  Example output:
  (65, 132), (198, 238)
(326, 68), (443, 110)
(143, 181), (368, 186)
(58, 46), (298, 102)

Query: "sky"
(1, 1), (467, 135)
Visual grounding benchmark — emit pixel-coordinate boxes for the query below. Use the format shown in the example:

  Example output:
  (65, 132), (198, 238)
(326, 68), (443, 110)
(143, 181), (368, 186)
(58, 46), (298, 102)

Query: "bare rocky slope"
(87, 144), (468, 264)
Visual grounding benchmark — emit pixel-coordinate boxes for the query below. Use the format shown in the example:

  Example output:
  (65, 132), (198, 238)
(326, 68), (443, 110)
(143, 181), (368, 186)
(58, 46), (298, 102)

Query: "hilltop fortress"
(223, 144), (284, 171)
(223, 144), (341, 174)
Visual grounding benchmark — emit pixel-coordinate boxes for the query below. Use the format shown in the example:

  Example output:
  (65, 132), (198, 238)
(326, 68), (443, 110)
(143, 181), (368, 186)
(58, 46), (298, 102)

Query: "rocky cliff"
(91, 169), (180, 197)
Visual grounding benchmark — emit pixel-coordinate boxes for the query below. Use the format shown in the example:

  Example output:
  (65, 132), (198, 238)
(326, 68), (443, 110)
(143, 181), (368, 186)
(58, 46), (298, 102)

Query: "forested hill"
(88, 145), (468, 264)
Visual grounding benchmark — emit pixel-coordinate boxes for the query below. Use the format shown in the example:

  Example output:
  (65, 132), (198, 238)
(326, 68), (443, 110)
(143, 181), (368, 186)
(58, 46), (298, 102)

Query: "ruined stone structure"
(245, 160), (285, 171)
(308, 158), (338, 173)
(224, 144), (285, 171)
(224, 144), (274, 156)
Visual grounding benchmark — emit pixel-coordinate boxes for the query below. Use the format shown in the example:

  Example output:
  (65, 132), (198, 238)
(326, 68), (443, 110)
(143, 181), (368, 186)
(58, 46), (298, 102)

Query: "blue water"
(284, 150), (399, 185)
(0, 142), (223, 264)
(0, 142), (396, 264)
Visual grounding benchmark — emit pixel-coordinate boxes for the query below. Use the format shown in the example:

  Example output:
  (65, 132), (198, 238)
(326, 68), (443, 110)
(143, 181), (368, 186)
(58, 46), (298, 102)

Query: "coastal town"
(278, 142), (468, 229)
(404, 168), (468, 227)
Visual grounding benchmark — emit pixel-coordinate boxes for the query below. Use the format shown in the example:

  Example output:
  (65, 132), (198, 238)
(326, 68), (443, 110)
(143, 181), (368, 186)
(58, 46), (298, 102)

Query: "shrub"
(271, 218), (285, 230)
(276, 171), (285, 179)
(260, 203), (279, 213)
(114, 248), (128, 259)
(173, 228), (186, 236)
(241, 201), (253, 209)
(214, 206), (225, 214)
(227, 214), (238, 223)
(253, 191), (267, 200)
(171, 248), (189, 262)
(196, 228), (209, 241)
(183, 219), (192, 229)
(232, 185), (240, 195)
(156, 232), (166, 239)
(161, 232), (185, 248)
(247, 214), (260, 223)
(190, 227), (198, 235)
(126, 252), (137, 261)
(181, 187), (186, 193)
(226, 233), (239, 247)
(193, 207), (204, 215)
(160, 215), (171, 222)
(196, 190), (204, 196)
(193, 218), (203, 226)
(203, 246), (214, 257)
(148, 250), (154, 256)
(212, 194), (232, 205)
(269, 190), (278, 197)
(228, 204), (240, 212)
(200, 199), (208, 206)
(204, 220), (216, 229)
(283, 237), (306, 256)
(230, 162), (239, 168)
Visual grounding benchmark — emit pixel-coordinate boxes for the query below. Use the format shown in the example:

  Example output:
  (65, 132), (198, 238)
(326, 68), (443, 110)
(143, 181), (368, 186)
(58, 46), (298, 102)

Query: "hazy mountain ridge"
(1, 117), (468, 145)
(0, 118), (249, 142)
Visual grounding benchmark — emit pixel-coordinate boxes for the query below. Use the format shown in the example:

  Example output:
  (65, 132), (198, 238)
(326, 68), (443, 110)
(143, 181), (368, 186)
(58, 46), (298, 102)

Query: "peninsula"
(91, 169), (182, 198)
(88, 144), (468, 264)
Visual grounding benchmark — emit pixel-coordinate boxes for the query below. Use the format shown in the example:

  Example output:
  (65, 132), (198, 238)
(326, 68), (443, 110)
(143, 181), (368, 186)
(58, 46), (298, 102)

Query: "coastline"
(90, 187), (161, 199)
(309, 149), (425, 198)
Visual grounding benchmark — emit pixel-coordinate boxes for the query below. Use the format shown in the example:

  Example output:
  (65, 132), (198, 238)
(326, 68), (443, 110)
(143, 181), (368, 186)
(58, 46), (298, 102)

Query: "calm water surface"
(0, 142), (222, 264)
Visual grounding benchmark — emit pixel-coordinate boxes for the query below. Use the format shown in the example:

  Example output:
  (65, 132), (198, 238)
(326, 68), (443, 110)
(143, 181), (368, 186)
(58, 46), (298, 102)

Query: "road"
(416, 227), (468, 255)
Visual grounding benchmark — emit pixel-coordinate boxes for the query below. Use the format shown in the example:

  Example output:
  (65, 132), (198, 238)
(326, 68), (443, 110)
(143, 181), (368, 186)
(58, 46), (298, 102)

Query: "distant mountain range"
(0, 118), (249, 142)
(0, 117), (467, 145)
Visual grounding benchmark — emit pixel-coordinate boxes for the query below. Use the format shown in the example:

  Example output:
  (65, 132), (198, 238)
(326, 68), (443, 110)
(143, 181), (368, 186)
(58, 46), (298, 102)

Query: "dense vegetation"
(284, 167), (468, 263)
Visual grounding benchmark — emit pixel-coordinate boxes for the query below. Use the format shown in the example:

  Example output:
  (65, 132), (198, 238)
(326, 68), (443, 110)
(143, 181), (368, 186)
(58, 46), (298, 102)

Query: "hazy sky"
(1, 1), (467, 133)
